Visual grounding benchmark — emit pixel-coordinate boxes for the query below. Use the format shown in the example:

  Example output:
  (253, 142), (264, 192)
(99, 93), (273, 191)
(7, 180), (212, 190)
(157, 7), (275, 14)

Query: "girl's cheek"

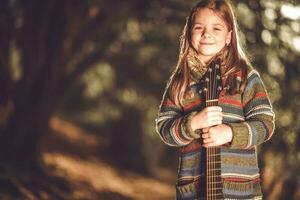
(193, 32), (201, 39)
(191, 36), (196, 45)
(192, 34), (200, 44)
(191, 42), (196, 51)
(191, 39), (199, 50)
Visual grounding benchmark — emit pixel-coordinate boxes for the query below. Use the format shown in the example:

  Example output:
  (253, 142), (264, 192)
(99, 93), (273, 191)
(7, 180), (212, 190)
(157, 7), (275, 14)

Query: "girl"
(155, 0), (275, 199)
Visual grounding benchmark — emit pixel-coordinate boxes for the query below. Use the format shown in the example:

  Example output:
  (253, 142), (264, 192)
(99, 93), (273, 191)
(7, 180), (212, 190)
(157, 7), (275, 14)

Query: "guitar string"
(206, 68), (209, 200)
(212, 63), (217, 199)
(207, 61), (222, 199)
(209, 64), (213, 200)
(213, 61), (217, 198)
(213, 63), (217, 199)
(208, 66), (211, 200)
(210, 63), (213, 200)
(208, 64), (212, 200)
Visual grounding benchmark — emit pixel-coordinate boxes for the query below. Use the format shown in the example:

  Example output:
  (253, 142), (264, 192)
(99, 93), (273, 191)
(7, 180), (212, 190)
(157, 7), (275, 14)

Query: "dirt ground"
(40, 116), (176, 200)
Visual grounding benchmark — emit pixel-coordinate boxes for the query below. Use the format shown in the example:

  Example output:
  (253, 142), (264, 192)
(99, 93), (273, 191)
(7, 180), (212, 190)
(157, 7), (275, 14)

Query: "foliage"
(0, 0), (299, 199)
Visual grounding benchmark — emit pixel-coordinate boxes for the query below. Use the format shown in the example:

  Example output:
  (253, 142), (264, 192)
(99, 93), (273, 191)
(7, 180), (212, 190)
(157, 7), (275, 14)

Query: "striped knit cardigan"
(155, 62), (275, 199)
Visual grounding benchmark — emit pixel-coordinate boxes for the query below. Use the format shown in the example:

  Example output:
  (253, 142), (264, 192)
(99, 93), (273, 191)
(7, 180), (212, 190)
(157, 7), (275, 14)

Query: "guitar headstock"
(202, 58), (223, 104)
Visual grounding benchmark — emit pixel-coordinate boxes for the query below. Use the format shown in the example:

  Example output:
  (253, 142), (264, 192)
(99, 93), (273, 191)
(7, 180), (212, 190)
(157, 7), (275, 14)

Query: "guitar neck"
(204, 58), (224, 200)
(205, 101), (223, 200)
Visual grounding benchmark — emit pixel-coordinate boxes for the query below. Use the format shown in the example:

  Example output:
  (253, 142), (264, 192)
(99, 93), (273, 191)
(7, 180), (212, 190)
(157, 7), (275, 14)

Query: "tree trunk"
(0, 99), (51, 168)
(0, 0), (66, 170)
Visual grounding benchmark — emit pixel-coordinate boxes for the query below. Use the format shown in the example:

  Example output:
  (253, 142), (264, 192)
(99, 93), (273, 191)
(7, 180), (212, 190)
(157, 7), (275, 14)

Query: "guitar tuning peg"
(215, 64), (220, 69)
(216, 75), (221, 80)
(208, 68), (212, 72)
(203, 87), (207, 92)
(218, 86), (222, 91)
(198, 89), (202, 94)
(224, 85), (230, 90)
(205, 78), (209, 82)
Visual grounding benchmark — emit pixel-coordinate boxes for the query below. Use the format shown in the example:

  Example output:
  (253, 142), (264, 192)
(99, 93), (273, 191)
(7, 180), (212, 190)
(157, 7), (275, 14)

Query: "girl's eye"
(214, 28), (221, 31)
(194, 26), (203, 30)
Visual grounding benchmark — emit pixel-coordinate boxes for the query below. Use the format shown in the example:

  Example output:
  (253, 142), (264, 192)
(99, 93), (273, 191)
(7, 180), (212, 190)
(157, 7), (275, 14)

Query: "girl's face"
(191, 8), (232, 63)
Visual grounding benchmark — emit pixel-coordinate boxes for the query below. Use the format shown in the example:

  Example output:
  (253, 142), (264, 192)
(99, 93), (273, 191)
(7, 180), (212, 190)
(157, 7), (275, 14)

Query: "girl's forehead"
(193, 8), (227, 26)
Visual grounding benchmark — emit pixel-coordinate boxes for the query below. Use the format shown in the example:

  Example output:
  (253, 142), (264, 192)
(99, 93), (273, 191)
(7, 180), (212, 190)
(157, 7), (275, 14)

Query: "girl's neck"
(198, 55), (213, 65)
(200, 53), (220, 67)
(189, 47), (222, 67)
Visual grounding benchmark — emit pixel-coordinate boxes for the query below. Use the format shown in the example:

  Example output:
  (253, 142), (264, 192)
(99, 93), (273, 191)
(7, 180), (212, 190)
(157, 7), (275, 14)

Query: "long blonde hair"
(168, 0), (251, 107)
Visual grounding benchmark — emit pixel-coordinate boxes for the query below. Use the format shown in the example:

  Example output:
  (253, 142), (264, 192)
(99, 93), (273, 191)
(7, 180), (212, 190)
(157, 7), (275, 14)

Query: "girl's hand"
(190, 106), (223, 130)
(202, 124), (233, 147)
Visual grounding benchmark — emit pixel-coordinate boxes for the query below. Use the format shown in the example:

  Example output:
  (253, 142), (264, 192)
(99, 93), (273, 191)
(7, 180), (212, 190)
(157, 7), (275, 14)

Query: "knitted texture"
(155, 65), (275, 200)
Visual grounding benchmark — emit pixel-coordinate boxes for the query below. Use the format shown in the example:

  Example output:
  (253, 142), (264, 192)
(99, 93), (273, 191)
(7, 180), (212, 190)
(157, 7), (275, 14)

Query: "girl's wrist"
(224, 124), (233, 143)
(190, 116), (198, 131)
(190, 114), (203, 131)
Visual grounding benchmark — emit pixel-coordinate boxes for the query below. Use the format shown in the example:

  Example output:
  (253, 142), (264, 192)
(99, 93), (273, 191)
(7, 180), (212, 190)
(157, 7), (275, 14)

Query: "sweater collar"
(187, 48), (224, 81)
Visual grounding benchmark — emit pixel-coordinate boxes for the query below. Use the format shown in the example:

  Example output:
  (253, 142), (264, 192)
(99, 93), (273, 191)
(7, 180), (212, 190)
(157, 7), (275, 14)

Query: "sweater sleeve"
(226, 70), (275, 149)
(155, 83), (201, 147)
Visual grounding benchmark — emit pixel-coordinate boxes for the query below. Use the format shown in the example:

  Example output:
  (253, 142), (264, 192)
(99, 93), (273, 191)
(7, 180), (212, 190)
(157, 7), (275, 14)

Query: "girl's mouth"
(200, 42), (214, 45)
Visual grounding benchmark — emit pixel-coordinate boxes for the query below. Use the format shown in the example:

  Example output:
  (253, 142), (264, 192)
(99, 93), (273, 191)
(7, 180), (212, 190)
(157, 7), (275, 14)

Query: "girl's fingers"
(203, 142), (216, 148)
(212, 114), (223, 121)
(203, 138), (214, 144)
(210, 117), (223, 123)
(208, 119), (222, 127)
(207, 111), (223, 117)
(202, 127), (210, 133)
(202, 133), (209, 138)
(206, 106), (222, 112)
(203, 138), (210, 144)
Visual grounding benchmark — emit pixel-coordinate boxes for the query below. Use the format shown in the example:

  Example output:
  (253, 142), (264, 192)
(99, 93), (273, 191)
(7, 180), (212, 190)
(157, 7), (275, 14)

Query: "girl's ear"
(226, 30), (232, 45)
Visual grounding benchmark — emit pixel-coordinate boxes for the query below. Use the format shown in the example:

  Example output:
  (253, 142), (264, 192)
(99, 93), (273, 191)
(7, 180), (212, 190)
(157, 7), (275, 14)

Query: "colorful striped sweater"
(155, 63), (275, 199)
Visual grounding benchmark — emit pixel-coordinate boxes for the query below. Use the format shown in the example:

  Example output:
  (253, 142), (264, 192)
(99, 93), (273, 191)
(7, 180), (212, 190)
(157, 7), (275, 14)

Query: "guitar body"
(202, 58), (224, 200)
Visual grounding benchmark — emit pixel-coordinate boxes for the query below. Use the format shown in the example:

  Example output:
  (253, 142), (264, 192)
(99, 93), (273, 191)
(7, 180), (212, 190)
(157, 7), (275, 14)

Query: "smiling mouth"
(200, 43), (214, 45)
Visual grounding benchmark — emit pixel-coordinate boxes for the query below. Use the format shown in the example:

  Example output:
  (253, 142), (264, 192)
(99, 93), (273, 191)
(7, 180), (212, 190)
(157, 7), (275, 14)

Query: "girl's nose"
(202, 28), (211, 38)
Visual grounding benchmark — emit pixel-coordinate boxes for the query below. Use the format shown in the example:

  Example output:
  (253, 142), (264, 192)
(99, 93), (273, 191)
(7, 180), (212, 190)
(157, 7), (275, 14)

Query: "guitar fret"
(207, 193), (223, 195)
(207, 168), (221, 171)
(207, 182), (223, 185)
(207, 195), (223, 197)
(207, 190), (222, 192)
(207, 194), (223, 196)
(205, 99), (218, 103)
(206, 175), (222, 177)
(207, 161), (221, 163)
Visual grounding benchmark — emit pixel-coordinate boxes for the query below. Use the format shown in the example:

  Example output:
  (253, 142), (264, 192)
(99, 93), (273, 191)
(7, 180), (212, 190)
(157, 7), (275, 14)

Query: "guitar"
(202, 58), (224, 200)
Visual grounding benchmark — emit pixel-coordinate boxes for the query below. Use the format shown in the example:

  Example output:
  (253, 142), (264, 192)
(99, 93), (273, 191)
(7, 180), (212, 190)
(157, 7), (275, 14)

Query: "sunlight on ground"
(43, 117), (175, 200)
(43, 153), (174, 199)
(50, 117), (104, 147)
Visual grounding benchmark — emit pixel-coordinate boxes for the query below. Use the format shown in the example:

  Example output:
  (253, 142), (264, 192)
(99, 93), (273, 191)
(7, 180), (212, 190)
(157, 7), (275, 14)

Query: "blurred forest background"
(0, 0), (299, 199)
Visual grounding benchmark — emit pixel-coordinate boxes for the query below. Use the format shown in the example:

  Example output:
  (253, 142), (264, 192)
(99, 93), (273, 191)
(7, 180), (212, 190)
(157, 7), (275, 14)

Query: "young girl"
(155, 0), (275, 199)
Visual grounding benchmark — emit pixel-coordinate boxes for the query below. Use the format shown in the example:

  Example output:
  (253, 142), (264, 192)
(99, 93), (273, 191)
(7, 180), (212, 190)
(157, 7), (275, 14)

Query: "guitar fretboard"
(204, 59), (223, 200)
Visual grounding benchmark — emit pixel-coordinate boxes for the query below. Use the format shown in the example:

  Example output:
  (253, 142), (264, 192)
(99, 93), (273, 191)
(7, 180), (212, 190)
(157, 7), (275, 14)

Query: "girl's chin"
(197, 48), (223, 56)
(197, 50), (218, 57)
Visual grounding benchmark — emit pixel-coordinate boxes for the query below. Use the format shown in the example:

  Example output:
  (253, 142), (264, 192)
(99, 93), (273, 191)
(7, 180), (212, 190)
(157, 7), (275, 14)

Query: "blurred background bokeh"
(0, 0), (299, 199)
